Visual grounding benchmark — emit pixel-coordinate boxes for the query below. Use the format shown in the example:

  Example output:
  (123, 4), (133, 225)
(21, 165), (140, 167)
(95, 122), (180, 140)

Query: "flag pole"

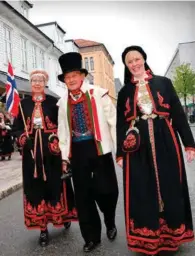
(19, 103), (34, 159)
(5, 59), (34, 160)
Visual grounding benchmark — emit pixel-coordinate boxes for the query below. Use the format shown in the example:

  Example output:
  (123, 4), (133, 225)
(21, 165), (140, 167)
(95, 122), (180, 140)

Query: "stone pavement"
(0, 152), (22, 200)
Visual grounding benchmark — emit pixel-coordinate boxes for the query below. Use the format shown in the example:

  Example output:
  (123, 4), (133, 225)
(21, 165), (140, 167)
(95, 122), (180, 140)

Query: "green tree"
(173, 63), (195, 113)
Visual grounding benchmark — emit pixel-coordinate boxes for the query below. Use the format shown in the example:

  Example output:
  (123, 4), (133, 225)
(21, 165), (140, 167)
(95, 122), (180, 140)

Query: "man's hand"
(186, 150), (195, 163)
(117, 159), (123, 168)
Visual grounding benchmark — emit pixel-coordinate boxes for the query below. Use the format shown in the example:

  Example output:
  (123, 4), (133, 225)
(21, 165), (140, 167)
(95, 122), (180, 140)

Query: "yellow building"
(74, 39), (116, 103)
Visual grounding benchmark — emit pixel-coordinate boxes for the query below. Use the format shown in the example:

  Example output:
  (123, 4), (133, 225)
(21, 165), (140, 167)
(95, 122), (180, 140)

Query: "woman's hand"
(117, 159), (123, 168)
(186, 150), (195, 163)
(62, 160), (68, 173)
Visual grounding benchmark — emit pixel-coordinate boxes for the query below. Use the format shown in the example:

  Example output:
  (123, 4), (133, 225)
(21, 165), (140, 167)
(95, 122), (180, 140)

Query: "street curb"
(0, 182), (23, 201)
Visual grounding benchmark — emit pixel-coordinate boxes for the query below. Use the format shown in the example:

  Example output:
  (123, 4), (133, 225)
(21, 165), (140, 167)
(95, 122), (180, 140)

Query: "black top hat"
(58, 52), (88, 82)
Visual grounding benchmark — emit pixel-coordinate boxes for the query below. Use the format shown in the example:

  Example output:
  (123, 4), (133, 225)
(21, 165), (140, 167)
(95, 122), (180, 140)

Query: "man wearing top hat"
(57, 52), (118, 252)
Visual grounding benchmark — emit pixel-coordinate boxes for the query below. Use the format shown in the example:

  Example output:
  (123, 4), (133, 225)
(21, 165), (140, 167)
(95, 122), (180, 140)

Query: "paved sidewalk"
(0, 152), (22, 200)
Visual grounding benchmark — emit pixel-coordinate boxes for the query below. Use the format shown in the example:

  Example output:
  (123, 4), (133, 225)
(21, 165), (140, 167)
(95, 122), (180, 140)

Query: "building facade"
(0, 1), (67, 100)
(165, 41), (195, 80)
(165, 41), (195, 111)
(74, 39), (116, 103)
(114, 78), (122, 98)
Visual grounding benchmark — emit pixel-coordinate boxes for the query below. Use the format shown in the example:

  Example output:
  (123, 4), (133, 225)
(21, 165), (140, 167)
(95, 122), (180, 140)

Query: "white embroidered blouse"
(134, 73), (153, 115)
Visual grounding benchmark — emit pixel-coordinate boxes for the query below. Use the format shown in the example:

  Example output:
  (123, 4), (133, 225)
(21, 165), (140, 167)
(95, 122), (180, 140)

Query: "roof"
(164, 40), (195, 76)
(74, 39), (101, 48)
(24, 1), (33, 8)
(65, 39), (80, 48)
(73, 39), (115, 65)
(1, 1), (53, 45)
(179, 40), (195, 46)
(164, 47), (179, 76)
(0, 2), (63, 55)
(0, 71), (59, 98)
(36, 21), (66, 35)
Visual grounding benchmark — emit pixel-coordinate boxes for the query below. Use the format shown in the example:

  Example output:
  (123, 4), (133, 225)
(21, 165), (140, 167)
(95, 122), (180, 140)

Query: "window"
(90, 57), (94, 71)
(57, 31), (63, 44)
(39, 50), (44, 68)
(84, 57), (89, 71)
(104, 59), (107, 75)
(21, 4), (28, 18)
(3, 25), (12, 63)
(90, 75), (94, 85)
(21, 37), (27, 71)
(31, 44), (37, 69)
(56, 62), (60, 85)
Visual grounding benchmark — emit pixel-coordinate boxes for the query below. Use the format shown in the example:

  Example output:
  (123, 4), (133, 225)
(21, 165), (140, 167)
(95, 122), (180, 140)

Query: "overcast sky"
(29, 1), (195, 83)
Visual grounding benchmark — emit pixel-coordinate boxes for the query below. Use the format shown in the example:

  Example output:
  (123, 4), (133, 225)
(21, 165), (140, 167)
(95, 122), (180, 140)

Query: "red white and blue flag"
(5, 62), (20, 117)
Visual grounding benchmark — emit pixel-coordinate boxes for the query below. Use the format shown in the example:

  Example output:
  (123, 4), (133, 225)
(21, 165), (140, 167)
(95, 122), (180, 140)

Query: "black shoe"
(8, 155), (11, 160)
(39, 230), (49, 247)
(64, 222), (71, 229)
(1, 157), (5, 161)
(107, 227), (117, 241)
(83, 241), (100, 253)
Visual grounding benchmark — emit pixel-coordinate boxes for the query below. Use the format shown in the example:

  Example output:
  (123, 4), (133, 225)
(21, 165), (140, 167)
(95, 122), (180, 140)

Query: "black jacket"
(116, 75), (195, 159)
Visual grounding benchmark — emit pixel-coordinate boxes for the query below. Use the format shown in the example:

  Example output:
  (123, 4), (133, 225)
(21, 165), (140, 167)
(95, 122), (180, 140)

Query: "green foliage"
(173, 63), (195, 109)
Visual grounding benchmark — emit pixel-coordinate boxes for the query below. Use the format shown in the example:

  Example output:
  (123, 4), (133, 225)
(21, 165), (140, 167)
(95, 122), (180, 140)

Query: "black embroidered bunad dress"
(116, 71), (194, 255)
(13, 95), (77, 231)
(0, 120), (13, 160)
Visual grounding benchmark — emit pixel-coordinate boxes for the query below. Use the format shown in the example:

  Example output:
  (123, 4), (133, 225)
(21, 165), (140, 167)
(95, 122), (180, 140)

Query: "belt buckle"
(141, 113), (157, 120)
(34, 125), (42, 129)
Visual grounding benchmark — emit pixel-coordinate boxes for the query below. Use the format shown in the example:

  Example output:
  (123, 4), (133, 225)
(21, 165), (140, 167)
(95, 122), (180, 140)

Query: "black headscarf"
(122, 45), (152, 84)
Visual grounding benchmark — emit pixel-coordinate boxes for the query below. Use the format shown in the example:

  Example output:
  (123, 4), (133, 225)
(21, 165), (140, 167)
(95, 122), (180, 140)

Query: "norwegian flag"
(5, 62), (20, 117)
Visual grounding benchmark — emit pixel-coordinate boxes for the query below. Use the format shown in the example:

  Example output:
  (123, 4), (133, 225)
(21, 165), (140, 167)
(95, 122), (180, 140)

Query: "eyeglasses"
(31, 79), (45, 84)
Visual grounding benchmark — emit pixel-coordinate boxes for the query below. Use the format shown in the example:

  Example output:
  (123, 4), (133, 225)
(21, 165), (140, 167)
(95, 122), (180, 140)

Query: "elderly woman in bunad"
(13, 70), (77, 247)
(0, 111), (13, 160)
(116, 45), (195, 256)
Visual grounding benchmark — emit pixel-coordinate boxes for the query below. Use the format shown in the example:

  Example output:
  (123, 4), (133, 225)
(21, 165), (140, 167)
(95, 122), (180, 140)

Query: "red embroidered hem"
(127, 232), (194, 255)
(126, 218), (194, 254)
(25, 219), (78, 231)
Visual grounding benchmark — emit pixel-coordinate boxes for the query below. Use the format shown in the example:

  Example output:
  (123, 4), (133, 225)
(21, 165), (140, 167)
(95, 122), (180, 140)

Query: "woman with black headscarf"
(116, 45), (195, 255)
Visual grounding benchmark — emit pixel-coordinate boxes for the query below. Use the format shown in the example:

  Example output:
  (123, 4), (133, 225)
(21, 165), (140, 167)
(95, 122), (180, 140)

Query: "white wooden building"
(0, 1), (68, 98)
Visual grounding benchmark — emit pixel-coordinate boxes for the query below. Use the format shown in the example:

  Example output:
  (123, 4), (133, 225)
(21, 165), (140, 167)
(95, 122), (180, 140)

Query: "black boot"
(64, 222), (71, 229)
(8, 155), (11, 160)
(83, 240), (101, 253)
(107, 227), (117, 241)
(39, 230), (49, 247)
(1, 156), (5, 161)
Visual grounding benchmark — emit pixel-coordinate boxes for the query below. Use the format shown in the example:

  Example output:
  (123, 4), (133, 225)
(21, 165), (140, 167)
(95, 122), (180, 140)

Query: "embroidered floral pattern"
(128, 218), (194, 254)
(157, 92), (170, 109)
(124, 98), (131, 116)
(26, 117), (31, 132)
(129, 218), (187, 237)
(123, 133), (136, 149)
(24, 194), (77, 229)
(45, 116), (57, 129)
(48, 134), (60, 155)
(19, 133), (27, 147)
